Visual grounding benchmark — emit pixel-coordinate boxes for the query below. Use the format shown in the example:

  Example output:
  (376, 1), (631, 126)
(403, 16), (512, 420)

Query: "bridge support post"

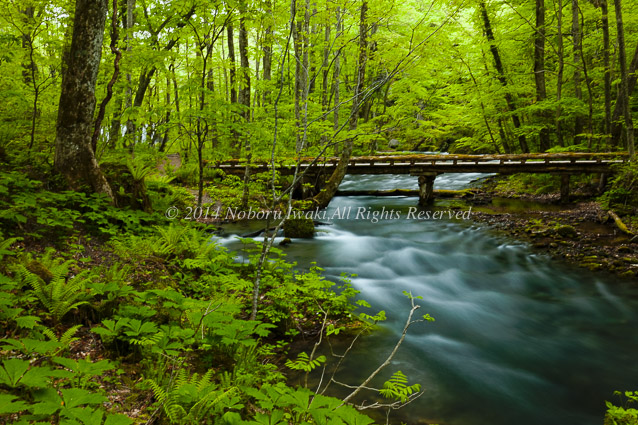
(560, 174), (570, 203)
(418, 173), (436, 206)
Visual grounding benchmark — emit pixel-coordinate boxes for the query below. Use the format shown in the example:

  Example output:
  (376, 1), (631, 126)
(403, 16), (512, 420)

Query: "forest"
(1, 0), (638, 423)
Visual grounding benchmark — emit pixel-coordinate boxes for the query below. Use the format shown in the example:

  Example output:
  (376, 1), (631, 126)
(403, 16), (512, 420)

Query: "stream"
(220, 173), (638, 425)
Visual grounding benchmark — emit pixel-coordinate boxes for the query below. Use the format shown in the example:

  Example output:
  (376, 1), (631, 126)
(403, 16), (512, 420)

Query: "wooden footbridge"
(214, 153), (629, 205)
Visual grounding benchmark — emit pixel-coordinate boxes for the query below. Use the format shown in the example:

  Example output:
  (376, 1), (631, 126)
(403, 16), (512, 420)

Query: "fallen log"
(334, 189), (477, 198)
(608, 210), (635, 235)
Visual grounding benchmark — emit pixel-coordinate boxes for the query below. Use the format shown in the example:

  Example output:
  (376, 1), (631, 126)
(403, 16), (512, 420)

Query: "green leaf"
(31, 387), (63, 415)
(0, 394), (29, 414)
(104, 413), (134, 425)
(0, 358), (29, 387)
(60, 388), (108, 409)
(15, 315), (41, 329)
(221, 411), (243, 425)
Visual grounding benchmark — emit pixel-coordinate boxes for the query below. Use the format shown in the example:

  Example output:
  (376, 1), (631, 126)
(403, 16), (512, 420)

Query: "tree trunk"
(333, 6), (342, 153)
(611, 41), (638, 146)
(349, 0), (367, 131)
(54, 0), (114, 200)
(321, 16), (331, 111)
(238, 10), (251, 121)
(572, 0), (584, 143)
(313, 1), (363, 209)
(556, 0), (564, 147)
(613, 0), (635, 157)
(534, 0), (550, 151)
(262, 0), (273, 104)
(20, 7), (37, 85)
(601, 0), (612, 143)
(125, 4), (193, 143)
(293, 12), (303, 151)
(124, 0), (136, 144)
(159, 75), (171, 152)
(238, 1), (252, 207)
(480, 1), (529, 153)
(459, 55), (500, 153)
(92, 0), (122, 153)
(227, 24), (237, 104)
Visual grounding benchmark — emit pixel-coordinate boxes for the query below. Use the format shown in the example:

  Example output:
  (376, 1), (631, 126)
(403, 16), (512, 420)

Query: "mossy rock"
(26, 260), (53, 283)
(555, 224), (578, 238)
(283, 218), (314, 238)
(581, 262), (603, 271)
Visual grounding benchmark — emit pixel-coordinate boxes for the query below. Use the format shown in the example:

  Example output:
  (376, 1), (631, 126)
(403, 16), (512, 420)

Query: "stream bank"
(466, 180), (638, 280)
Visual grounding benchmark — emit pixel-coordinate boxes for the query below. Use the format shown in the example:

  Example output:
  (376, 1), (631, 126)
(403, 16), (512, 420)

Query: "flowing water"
(220, 173), (638, 425)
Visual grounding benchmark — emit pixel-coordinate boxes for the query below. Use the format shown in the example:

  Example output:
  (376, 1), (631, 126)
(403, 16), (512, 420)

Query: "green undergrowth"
(599, 162), (638, 216)
(0, 167), (421, 424)
(486, 172), (601, 198)
(605, 391), (638, 425)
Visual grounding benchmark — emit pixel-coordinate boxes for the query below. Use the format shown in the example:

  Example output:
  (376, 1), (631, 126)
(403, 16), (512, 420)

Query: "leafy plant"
(605, 391), (638, 425)
(379, 370), (422, 403)
(147, 369), (243, 424)
(285, 352), (326, 373)
(53, 356), (115, 389)
(15, 261), (93, 323)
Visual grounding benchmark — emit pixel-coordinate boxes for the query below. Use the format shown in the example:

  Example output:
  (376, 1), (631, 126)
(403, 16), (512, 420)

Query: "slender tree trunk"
(611, 41), (638, 146)
(349, 0), (367, 131)
(239, 1), (252, 207)
(227, 22), (240, 152)
(480, 1), (529, 152)
(54, 0), (114, 200)
(601, 0), (612, 144)
(92, 0), (121, 153)
(21, 7), (40, 151)
(333, 6), (342, 150)
(459, 56), (500, 153)
(124, 0), (136, 145)
(293, 9), (303, 152)
(109, 89), (123, 146)
(125, 4), (194, 144)
(313, 1), (365, 209)
(534, 0), (550, 151)
(20, 7), (37, 85)
(227, 24), (237, 104)
(577, 12), (595, 149)
(238, 12), (251, 121)
(262, 0), (273, 104)
(321, 15), (331, 111)
(556, 0), (564, 147)
(613, 0), (635, 157)
(572, 0), (584, 143)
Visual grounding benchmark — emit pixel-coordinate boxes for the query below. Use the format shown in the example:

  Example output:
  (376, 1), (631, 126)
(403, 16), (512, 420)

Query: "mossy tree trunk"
(54, 0), (114, 201)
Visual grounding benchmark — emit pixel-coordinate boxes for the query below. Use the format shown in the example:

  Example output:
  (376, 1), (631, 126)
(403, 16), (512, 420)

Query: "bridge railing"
(212, 152), (629, 169)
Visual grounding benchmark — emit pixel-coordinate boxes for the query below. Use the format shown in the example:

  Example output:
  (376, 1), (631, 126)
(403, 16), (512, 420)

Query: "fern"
(285, 352), (326, 372)
(16, 260), (93, 323)
(41, 324), (81, 355)
(0, 236), (20, 262)
(379, 370), (422, 403)
(147, 368), (239, 424)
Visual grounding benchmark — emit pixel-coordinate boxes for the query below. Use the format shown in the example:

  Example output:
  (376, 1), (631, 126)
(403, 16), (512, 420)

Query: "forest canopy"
(1, 0), (636, 168)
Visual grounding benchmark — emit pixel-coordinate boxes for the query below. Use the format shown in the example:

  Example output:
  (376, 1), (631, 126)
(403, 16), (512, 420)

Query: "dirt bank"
(467, 192), (638, 280)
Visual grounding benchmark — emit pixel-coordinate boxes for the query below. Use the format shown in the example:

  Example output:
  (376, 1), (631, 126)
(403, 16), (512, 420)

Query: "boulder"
(388, 139), (400, 149)
(555, 224), (578, 239)
(283, 217), (315, 238)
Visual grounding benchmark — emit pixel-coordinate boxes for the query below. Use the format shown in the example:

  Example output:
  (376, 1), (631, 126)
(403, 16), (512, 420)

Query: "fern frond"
(60, 325), (81, 346)
(147, 378), (169, 403)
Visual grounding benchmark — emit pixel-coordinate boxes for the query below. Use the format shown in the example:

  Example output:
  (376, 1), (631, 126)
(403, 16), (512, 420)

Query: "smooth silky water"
(220, 173), (638, 425)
